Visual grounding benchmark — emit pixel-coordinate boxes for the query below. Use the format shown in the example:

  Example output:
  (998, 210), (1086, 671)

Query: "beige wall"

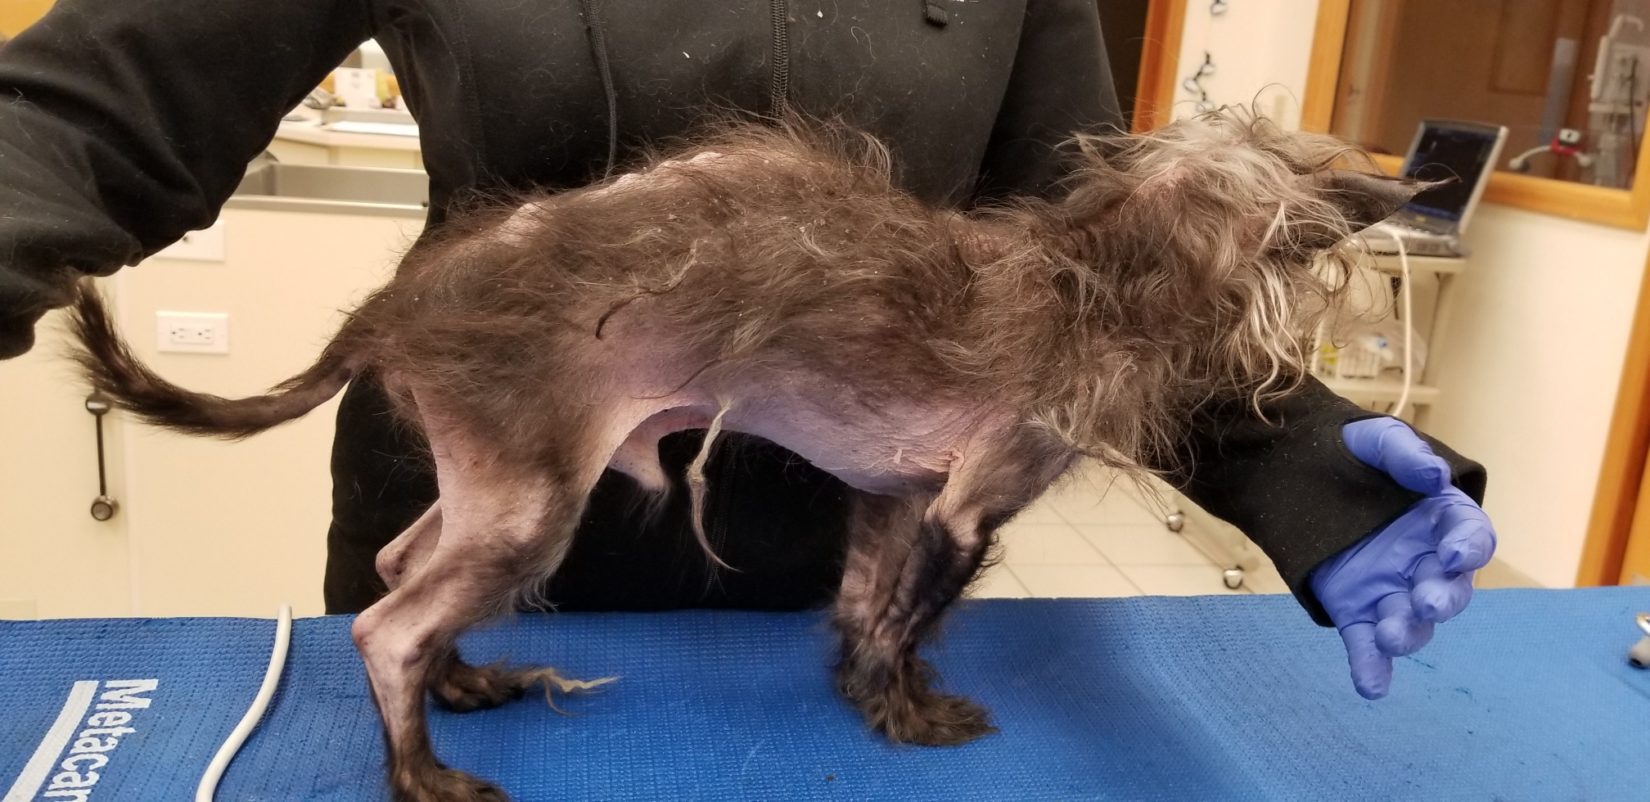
(1, 206), (420, 618)
(1171, 0), (1321, 129)
(0, 0), (54, 37)
(0, 314), (133, 618)
(1427, 209), (1648, 587)
(1173, 0), (1650, 588)
(115, 209), (419, 617)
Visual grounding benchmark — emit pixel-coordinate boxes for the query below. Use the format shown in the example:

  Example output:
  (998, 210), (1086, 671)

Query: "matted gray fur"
(67, 108), (1417, 801)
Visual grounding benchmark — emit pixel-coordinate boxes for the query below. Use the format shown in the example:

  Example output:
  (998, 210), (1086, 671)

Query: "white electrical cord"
(1366, 224), (1415, 419)
(196, 604), (293, 802)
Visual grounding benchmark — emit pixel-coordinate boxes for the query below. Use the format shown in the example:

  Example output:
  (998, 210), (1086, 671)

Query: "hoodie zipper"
(767, 0), (791, 117)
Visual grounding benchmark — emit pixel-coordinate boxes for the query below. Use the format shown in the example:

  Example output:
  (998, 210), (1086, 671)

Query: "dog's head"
(1057, 108), (1418, 407)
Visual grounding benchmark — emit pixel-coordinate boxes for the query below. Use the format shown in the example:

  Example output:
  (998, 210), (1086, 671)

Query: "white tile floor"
(972, 467), (1252, 599)
(973, 463), (1538, 598)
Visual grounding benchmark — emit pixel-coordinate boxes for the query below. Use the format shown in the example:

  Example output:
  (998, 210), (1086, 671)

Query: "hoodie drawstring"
(578, 0), (619, 178)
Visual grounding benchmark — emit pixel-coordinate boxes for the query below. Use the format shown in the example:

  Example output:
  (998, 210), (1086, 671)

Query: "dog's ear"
(1317, 169), (1425, 233)
(1272, 169), (1426, 256)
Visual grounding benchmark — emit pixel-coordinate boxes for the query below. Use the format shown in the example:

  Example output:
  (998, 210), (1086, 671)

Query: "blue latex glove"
(1310, 417), (1497, 700)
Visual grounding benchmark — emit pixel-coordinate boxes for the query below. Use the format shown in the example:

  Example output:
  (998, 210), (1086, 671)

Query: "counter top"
(274, 110), (422, 153)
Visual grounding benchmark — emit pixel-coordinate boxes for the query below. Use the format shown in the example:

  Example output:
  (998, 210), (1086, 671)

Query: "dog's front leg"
(831, 488), (997, 745)
(832, 441), (1075, 745)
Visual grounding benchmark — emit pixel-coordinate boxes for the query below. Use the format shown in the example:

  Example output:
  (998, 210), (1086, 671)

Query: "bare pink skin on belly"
(581, 299), (1013, 497)
(576, 282), (1016, 498)
(603, 379), (1010, 497)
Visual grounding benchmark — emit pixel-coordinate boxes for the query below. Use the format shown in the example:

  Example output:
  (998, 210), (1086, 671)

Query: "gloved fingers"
(1435, 496), (1496, 573)
(1374, 591), (1434, 656)
(1339, 622), (1392, 700)
(1409, 553), (1474, 623)
(1342, 417), (1450, 494)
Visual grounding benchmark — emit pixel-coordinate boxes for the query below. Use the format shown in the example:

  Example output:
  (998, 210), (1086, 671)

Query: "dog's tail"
(67, 282), (364, 440)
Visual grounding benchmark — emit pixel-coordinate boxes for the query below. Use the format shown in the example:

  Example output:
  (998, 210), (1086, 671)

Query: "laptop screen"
(1401, 125), (1501, 222)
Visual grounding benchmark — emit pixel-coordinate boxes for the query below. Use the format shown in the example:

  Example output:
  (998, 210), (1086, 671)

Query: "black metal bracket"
(85, 393), (119, 522)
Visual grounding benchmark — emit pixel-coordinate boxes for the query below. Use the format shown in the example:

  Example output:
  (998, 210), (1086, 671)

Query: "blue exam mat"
(2, 589), (1647, 800)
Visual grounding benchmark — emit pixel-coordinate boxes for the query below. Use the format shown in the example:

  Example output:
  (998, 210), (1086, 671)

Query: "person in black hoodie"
(1, 0), (1490, 719)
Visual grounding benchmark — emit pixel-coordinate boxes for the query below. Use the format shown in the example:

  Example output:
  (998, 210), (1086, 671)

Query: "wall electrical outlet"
(155, 219), (226, 262)
(156, 311), (230, 354)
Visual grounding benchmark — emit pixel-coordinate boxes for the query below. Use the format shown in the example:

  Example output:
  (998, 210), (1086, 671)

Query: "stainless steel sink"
(229, 162), (429, 218)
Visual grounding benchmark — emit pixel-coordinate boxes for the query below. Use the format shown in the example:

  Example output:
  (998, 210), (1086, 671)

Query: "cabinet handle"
(84, 393), (119, 522)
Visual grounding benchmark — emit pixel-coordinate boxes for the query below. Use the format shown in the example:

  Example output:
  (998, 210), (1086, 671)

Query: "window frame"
(1303, 0), (1650, 230)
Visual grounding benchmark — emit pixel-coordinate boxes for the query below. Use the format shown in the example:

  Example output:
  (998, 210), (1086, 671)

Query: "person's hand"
(1310, 417), (1497, 699)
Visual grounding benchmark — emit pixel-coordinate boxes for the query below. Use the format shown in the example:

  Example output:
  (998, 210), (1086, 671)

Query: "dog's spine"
(68, 282), (362, 440)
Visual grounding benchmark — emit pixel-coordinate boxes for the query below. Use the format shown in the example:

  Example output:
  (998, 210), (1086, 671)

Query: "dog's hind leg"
(371, 501), (598, 715)
(832, 442), (1075, 746)
(376, 502), (442, 592)
(350, 400), (621, 801)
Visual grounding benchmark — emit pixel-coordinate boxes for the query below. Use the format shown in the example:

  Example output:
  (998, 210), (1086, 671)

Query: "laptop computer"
(1360, 119), (1508, 258)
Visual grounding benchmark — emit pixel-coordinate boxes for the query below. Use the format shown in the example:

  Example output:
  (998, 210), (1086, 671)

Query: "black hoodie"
(0, 0), (1484, 622)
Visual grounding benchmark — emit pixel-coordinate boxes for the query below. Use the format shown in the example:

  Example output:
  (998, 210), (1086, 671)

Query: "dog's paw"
(430, 659), (615, 714)
(392, 767), (508, 802)
(864, 687), (997, 746)
(428, 660), (528, 713)
(837, 654), (995, 746)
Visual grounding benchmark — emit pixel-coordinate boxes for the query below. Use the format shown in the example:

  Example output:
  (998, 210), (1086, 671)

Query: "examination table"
(3, 589), (1645, 800)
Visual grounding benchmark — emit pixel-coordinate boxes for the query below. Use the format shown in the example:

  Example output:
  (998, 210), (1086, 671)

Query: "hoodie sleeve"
(975, 0), (1488, 626)
(1172, 381), (1487, 626)
(0, 0), (373, 358)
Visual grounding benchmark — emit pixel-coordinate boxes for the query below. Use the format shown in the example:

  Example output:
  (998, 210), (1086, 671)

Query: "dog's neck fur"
(938, 201), (1213, 470)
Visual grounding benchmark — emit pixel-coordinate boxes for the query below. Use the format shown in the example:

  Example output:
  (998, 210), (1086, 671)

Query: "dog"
(68, 109), (1415, 801)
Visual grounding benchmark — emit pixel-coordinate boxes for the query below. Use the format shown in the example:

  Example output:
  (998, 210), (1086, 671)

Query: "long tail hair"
(67, 282), (366, 439)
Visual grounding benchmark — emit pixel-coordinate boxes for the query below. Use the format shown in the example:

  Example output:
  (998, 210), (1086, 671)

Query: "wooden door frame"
(1304, 0), (1650, 230)
(1132, 0), (1188, 132)
(1581, 253), (1650, 585)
